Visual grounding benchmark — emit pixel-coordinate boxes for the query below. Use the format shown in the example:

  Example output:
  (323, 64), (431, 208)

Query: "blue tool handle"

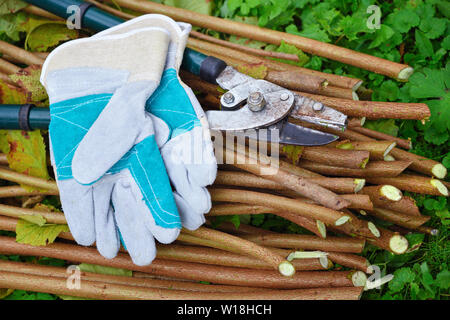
(0, 105), (50, 130)
(22, 0), (227, 83)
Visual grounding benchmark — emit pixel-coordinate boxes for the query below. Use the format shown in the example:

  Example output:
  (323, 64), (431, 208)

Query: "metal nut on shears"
(247, 91), (266, 112)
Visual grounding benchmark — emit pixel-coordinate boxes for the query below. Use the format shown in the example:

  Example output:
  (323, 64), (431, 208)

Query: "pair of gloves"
(40, 15), (217, 266)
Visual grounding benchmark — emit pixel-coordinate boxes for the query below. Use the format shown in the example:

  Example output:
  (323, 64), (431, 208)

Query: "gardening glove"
(41, 27), (182, 266)
(94, 15), (218, 230)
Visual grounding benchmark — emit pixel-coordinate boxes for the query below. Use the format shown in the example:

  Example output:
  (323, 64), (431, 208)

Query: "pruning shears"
(0, 0), (347, 146)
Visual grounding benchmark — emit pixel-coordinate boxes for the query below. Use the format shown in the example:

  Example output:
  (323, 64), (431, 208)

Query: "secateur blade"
(231, 119), (339, 146)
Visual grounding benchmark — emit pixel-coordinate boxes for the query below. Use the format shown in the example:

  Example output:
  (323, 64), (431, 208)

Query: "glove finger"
(173, 192), (205, 230)
(57, 179), (95, 246)
(184, 128), (217, 187)
(161, 149), (212, 216)
(92, 177), (120, 259)
(112, 181), (157, 266)
(122, 171), (180, 244)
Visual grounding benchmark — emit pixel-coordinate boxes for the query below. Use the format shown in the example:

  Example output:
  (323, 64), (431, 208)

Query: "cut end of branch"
(352, 80), (363, 92)
(367, 222), (380, 238)
(430, 179), (448, 196)
(353, 179), (366, 192)
(351, 271), (367, 287)
(335, 215), (351, 226)
(384, 154), (396, 162)
(316, 220), (327, 238)
(278, 261), (295, 277)
(384, 142), (397, 157)
(319, 256), (331, 269)
(397, 67), (414, 80)
(380, 185), (403, 201)
(431, 164), (447, 180)
(389, 234), (409, 255)
(360, 117), (366, 126)
(352, 91), (359, 101)
(359, 158), (369, 169)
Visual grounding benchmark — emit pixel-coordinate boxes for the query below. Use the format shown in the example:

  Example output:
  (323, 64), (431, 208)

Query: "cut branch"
(181, 227), (295, 276)
(114, 0), (412, 80)
(190, 30), (300, 61)
(221, 148), (350, 210)
(209, 188), (351, 226)
(0, 268), (363, 300)
(0, 40), (45, 66)
(0, 203), (66, 225)
(0, 58), (20, 74)
(0, 236), (362, 289)
(241, 234), (365, 254)
(297, 159), (412, 178)
(187, 37), (360, 90)
(215, 171), (365, 194)
(368, 207), (430, 229)
(366, 174), (449, 197)
(332, 140), (397, 161)
(0, 186), (59, 198)
(294, 92), (430, 120)
(301, 147), (370, 169)
(351, 126), (412, 150)
(0, 167), (59, 193)
(359, 186), (421, 216)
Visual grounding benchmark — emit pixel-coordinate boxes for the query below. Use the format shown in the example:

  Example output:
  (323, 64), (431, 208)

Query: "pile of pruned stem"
(0, 1), (447, 300)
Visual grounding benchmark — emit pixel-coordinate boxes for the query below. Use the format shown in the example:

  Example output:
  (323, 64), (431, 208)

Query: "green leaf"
(369, 25), (395, 49)
(443, 153), (450, 168)
(415, 30), (434, 57)
(435, 269), (450, 290)
(374, 80), (400, 101)
(164, 0), (213, 15)
(0, 288), (14, 299)
(409, 66), (446, 101)
(18, 213), (46, 227)
(0, 12), (27, 41)
(286, 23), (330, 43)
(364, 119), (399, 137)
(268, 40), (309, 67)
(388, 267), (416, 292)
(387, 9), (420, 33)
(15, 219), (69, 246)
(0, 0), (27, 15)
(443, 35), (450, 50)
(419, 17), (447, 39)
(78, 264), (133, 277)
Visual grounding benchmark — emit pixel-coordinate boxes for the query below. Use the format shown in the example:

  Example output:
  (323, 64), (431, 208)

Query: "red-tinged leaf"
(6, 129), (50, 191)
(9, 65), (48, 104)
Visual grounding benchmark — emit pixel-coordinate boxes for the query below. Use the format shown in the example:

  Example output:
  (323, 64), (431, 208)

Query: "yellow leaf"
(0, 288), (14, 299)
(15, 219), (69, 246)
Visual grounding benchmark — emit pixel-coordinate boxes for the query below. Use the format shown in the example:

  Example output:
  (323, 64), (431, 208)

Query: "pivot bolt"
(312, 102), (324, 111)
(248, 91), (266, 112)
(223, 92), (235, 104)
(280, 92), (290, 101)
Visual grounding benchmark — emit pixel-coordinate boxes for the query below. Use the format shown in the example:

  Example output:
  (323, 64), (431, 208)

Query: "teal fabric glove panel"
(49, 93), (181, 229)
(146, 68), (200, 138)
